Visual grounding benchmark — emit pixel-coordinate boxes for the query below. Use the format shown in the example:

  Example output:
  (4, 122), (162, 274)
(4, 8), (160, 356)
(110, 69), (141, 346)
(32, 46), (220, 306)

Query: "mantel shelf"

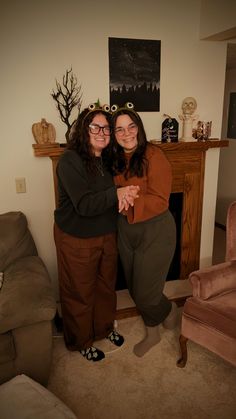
(150, 139), (229, 150)
(32, 139), (229, 158)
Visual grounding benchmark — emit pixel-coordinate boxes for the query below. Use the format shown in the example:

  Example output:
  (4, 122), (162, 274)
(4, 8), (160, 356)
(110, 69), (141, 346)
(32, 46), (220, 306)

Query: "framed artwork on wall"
(227, 92), (236, 139)
(109, 37), (161, 112)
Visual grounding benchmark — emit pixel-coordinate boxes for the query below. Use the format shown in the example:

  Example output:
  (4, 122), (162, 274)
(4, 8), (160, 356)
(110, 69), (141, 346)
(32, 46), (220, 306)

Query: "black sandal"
(80, 346), (105, 361)
(107, 330), (124, 347)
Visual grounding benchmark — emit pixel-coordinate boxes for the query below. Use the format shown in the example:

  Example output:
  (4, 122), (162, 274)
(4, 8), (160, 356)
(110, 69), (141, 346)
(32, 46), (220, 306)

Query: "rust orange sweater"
(114, 143), (172, 224)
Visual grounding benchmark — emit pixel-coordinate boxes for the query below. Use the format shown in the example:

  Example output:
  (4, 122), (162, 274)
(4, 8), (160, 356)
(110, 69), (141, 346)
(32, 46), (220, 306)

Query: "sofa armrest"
(0, 212), (38, 271)
(189, 261), (236, 300)
(0, 256), (56, 334)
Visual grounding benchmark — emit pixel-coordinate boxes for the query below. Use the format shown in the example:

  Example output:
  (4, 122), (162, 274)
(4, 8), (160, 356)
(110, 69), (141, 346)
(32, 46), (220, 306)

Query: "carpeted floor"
(47, 309), (236, 419)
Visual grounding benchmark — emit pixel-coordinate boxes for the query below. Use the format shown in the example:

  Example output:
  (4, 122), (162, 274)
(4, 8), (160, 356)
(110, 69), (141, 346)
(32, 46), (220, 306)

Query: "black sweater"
(54, 149), (118, 238)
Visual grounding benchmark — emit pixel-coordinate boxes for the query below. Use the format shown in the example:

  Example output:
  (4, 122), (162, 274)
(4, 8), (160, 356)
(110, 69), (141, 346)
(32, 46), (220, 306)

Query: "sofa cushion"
(0, 272), (3, 289)
(0, 374), (77, 419)
(183, 293), (236, 340)
(0, 256), (56, 334)
(0, 212), (37, 271)
(0, 332), (16, 364)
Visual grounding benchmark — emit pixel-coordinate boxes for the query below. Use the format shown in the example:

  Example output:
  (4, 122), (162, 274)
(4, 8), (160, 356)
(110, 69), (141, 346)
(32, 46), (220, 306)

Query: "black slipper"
(80, 346), (105, 361)
(106, 330), (124, 347)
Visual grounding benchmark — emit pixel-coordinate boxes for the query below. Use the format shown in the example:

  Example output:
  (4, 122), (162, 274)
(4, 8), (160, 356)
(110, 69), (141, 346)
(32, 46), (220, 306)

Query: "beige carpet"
(47, 310), (236, 419)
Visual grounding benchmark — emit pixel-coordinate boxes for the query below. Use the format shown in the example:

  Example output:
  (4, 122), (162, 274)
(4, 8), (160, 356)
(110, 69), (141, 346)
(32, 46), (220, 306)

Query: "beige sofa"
(0, 374), (77, 419)
(0, 211), (56, 385)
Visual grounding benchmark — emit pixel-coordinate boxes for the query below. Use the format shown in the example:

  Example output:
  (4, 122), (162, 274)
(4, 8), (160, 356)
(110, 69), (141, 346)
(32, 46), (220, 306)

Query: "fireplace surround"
(33, 139), (228, 283)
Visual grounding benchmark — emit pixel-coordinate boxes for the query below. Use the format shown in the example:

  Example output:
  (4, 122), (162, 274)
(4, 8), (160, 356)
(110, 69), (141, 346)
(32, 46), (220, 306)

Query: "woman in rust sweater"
(111, 103), (177, 357)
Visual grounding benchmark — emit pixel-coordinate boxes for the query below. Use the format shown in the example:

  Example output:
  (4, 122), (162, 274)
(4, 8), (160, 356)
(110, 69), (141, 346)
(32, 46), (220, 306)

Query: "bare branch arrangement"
(51, 68), (82, 142)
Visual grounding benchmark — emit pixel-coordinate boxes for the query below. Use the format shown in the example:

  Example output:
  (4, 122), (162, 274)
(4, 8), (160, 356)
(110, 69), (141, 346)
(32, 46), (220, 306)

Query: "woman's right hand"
(117, 185), (140, 213)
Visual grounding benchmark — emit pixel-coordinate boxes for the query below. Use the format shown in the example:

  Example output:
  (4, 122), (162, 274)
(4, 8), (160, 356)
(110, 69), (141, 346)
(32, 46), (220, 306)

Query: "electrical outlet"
(15, 177), (26, 193)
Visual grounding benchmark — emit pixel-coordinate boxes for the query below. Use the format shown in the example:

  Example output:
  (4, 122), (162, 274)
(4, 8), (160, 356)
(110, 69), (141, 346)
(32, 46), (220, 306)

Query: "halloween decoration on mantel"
(161, 114), (179, 142)
(32, 118), (56, 144)
(179, 96), (198, 141)
(195, 120), (212, 140)
(51, 67), (83, 142)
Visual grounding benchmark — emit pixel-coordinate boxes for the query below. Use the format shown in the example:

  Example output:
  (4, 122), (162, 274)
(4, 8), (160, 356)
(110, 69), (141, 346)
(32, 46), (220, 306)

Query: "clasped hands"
(117, 185), (140, 213)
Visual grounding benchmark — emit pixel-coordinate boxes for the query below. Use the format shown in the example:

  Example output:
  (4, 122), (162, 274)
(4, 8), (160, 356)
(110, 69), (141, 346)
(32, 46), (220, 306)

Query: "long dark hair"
(68, 108), (112, 173)
(111, 109), (148, 178)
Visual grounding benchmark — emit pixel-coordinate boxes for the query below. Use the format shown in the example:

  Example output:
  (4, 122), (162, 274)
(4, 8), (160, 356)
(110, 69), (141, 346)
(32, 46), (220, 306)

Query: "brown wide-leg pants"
(54, 224), (118, 351)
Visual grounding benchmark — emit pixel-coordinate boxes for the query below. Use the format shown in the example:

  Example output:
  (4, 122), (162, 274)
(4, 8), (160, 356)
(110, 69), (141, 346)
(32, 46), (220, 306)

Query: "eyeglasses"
(114, 123), (138, 137)
(89, 124), (111, 136)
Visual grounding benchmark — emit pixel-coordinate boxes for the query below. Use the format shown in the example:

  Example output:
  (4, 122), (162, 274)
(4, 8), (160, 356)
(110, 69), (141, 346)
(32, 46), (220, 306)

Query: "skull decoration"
(181, 97), (197, 116)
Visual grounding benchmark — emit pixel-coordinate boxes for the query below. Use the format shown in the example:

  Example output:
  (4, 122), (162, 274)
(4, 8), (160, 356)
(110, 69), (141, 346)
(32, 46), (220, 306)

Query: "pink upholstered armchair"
(177, 201), (236, 368)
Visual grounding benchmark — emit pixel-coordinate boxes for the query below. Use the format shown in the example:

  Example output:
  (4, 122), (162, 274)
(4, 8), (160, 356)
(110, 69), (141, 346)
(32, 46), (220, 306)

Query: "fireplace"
(166, 192), (183, 280)
(33, 139), (228, 285)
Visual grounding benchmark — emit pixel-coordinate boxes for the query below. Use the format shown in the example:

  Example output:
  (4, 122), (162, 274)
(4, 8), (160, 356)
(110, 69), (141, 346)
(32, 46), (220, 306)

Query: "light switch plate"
(15, 178), (26, 193)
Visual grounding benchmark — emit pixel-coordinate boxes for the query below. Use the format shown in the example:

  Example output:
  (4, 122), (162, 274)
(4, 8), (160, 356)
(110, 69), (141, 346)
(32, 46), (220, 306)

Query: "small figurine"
(196, 121), (212, 140)
(179, 97), (198, 141)
(32, 118), (56, 144)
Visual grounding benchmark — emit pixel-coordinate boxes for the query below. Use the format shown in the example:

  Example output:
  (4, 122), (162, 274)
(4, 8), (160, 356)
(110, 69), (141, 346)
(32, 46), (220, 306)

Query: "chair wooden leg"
(176, 334), (188, 368)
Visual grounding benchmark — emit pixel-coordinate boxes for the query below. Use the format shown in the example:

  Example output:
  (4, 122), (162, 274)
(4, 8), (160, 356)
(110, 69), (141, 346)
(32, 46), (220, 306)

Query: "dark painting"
(109, 37), (161, 112)
(227, 92), (236, 139)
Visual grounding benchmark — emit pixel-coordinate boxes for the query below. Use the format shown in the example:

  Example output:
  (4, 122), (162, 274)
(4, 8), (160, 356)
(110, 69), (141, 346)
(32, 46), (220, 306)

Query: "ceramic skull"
(182, 97), (197, 115)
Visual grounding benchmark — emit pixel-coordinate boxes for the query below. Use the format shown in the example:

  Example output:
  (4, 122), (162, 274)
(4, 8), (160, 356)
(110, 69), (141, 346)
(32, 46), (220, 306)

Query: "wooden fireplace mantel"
(33, 139), (228, 281)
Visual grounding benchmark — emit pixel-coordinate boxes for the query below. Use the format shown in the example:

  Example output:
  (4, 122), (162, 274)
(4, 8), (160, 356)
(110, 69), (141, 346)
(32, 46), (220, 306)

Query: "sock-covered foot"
(80, 346), (105, 362)
(163, 302), (178, 329)
(106, 330), (124, 347)
(133, 325), (161, 357)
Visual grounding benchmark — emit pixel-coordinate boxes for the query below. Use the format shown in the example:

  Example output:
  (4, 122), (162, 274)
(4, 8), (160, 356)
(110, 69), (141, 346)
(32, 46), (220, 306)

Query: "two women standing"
(54, 102), (176, 361)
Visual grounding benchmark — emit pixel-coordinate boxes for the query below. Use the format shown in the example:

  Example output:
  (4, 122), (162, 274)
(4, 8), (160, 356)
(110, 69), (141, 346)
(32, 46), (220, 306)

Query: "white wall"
(0, 0), (228, 296)
(216, 67), (236, 224)
(200, 0), (236, 39)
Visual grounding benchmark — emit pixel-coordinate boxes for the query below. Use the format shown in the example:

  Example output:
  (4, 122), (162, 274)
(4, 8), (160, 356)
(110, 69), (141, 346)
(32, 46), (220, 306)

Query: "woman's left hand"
(117, 185), (140, 213)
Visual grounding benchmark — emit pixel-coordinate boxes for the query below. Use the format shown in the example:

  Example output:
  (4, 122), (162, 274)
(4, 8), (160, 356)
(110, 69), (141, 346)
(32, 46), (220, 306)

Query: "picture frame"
(109, 37), (161, 112)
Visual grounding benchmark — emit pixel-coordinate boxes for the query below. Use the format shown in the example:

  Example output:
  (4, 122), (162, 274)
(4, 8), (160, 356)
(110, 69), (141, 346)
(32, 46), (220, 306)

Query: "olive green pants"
(118, 210), (176, 326)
